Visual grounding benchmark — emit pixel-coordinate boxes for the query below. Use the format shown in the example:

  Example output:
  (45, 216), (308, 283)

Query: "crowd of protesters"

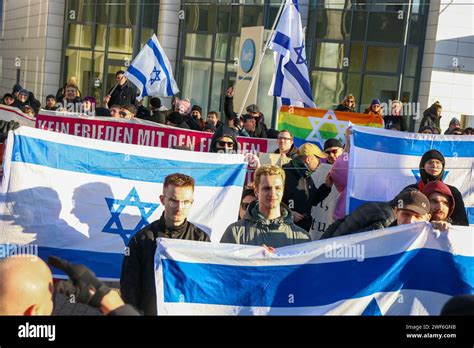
(0, 71), (473, 317)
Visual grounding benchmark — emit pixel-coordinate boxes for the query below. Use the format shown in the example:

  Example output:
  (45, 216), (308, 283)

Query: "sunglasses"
(218, 140), (234, 147)
(325, 149), (340, 155)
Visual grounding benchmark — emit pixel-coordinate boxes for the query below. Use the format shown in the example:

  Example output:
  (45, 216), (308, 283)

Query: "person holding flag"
(124, 34), (179, 101)
(268, 0), (315, 108)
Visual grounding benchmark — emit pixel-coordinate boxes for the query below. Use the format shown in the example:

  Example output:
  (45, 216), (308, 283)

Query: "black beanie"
(324, 138), (343, 151)
(419, 149), (445, 183)
(168, 111), (183, 125)
(191, 105), (202, 115)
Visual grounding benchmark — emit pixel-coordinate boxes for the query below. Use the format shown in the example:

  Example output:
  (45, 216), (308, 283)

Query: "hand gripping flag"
(268, 0), (315, 108)
(125, 34), (179, 100)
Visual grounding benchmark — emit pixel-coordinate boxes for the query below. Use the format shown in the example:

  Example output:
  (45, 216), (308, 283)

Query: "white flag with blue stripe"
(155, 223), (474, 315)
(125, 34), (179, 100)
(268, 0), (315, 108)
(347, 126), (474, 225)
(0, 127), (246, 280)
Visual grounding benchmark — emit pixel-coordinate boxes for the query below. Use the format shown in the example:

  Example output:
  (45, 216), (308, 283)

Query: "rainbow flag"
(278, 106), (384, 147)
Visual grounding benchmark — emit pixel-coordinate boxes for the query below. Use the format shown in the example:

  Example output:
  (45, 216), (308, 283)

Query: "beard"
(432, 210), (447, 221)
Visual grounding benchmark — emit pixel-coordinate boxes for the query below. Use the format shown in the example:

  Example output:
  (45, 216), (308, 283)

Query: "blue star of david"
(411, 170), (449, 183)
(294, 42), (307, 65)
(361, 297), (382, 316)
(150, 67), (161, 85)
(103, 187), (159, 245)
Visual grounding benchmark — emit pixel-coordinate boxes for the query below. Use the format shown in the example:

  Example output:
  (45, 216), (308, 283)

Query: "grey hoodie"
(220, 200), (311, 248)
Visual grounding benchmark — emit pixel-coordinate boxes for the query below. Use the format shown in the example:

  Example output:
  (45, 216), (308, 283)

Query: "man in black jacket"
(103, 70), (136, 107)
(282, 142), (333, 232)
(120, 173), (210, 315)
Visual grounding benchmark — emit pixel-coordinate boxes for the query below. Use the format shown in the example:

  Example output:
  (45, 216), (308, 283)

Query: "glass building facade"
(61, 0), (429, 128)
(62, 0), (160, 102)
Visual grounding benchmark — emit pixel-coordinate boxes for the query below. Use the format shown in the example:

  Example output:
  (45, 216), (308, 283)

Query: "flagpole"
(237, 0), (287, 117)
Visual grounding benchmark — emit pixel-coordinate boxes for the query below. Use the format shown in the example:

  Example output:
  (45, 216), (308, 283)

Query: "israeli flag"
(155, 223), (474, 315)
(0, 127), (246, 280)
(268, 0), (315, 108)
(347, 126), (474, 224)
(125, 34), (179, 100)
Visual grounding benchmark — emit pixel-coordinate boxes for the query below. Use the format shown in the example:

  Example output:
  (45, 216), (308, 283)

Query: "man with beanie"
(323, 138), (344, 164)
(401, 149), (468, 226)
(166, 111), (190, 129)
(209, 125), (239, 154)
(186, 105), (205, 131)
(282, 143), (333, 232)
(444, 117), (461, 135)
(422, 181), (457, 231)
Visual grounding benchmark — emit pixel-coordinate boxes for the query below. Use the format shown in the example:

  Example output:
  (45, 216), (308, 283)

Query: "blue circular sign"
(240, 39), (256, 73)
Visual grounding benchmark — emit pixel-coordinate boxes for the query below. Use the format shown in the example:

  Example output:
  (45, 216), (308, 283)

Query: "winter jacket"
(224, 95), (267, 138)
(334, 104), (354, 112)
(220, 200), (311, 248)
(320, 202), (396, 239)
(384, 115), (408, 131)
(282, 158), (332, 231)
(419, 103), (442, 131)
(273, 144), (298, 158)
(0, 120), (20, 143)
(120, 214), (210, 315)
(106, 83), (136, 107)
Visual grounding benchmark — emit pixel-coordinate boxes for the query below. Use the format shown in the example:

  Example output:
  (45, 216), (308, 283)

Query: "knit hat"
(191, 105), (202, 115)
(324, 138), (344, 151)
(12, 84), (23, 94)
(422, 180), (455, 219)
(449, 117), (460, 126)
(371, 99), (381, 106)
(419, 149), (445, 184)
(18, 89), (29, 97)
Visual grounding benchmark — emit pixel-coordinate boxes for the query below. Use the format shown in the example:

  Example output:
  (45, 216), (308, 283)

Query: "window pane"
(209, 62), (226, 114)
(351, 11), (367, 41)
(182, 60), (212, 110)
(93, 52), (105, 101)
(401, 77), (415, 103)
(65, 49), (92, 96)
(95, 24), (106, 51)
(346, 73), (362, 109)
(229, 36), (240, 62)
(108, 1), (137, 26)
(349, 43), (363, 72)
(108, 27), (133, 53)
(143, 0), (159, 28)
(68, 24), (92, 48)
(67, 0), (95, 23)
(314, 42), (346, 69)
(185, 33), (213, 58)
(257, 48), (276, 128)
(361, 75), (398, 107)
(370, 0), (405, 12)
(351, 0), (368, 10)
(242, 5), (263, 27)
(366, 45), (400, 73)
(312, 70), (346, 110)
(265, 5), (280, 29)
(315, 10), (350, 41)
(215, 33), (228, 61)
(409, 15), (423, 45)
(321, 0), (352, 10)
(217, 5), (231, 33)
(404, 46), (418, 77)
(140, 28), (154, 48)
(185, 4), (216, 32)
(367, 12), (404, 43)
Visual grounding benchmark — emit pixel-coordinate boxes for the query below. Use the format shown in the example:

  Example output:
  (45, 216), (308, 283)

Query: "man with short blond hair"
(121, 173), (209, 315)
(220, 165), (310, 248)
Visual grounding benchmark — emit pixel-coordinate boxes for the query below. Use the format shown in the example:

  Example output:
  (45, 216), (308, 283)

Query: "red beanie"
(422, 181), (455, 218)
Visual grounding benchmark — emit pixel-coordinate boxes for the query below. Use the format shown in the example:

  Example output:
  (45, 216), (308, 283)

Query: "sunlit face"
(422, 129), (433, 134)
(395, 209), (430, 225)
(325, 147), (344, 164)
(110, 106), (121, 118)
(424, 159), (443, 177)
(392, 103), (402, 116)
(207, 113), (217, 126)
(371, 103), (381, 111)
(18, 93), (28, 103)
(429, 192), (450, 222)
(160, 185), (194, 226)
(65, 87), (77, 100)
(215, 136), (235, 153)
(239, 194), (256, 220)
(116, 74), (127, 86)
(82, 100), (92, 112)
(256, 175), (284, 212)
(344, 98), (355, 108)
(277, 131), (293, 153)
(4, 96), (14, 105)
(244, 118), (256, 132)
(305, 155), (320, 172)
(191, 110), (201, 119)
(46, 97), (56, 108)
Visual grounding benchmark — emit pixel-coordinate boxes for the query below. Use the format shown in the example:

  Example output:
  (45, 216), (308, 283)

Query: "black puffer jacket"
(120, 214), (210, 315)
(419, 102), (442, 131)
(282, 158), (332, 232)
(320, 202), (396, 239)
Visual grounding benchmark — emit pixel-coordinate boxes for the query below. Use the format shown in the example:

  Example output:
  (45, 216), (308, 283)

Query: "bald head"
(0, 255), (54, 315)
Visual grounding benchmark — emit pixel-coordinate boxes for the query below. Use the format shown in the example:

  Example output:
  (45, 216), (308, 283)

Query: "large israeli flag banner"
(268, 0), (315, 108)
(125, 34), (179, 100)
(347, 126), (474, 224)
(155, 223), (473, 315)
(0, 127), (246, 280)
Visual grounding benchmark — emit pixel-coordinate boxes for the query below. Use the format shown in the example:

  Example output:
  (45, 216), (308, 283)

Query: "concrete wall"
(417, 0), (474, 132)
(0, 0), (65, 103)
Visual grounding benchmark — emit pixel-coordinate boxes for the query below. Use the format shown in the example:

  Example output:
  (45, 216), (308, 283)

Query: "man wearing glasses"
(103, 70), (136, 108)
(323, 138), (344, 165)
(209, 125), (239, 154)
(274, 130), (298, 164)
(121, 173), (210, 315)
